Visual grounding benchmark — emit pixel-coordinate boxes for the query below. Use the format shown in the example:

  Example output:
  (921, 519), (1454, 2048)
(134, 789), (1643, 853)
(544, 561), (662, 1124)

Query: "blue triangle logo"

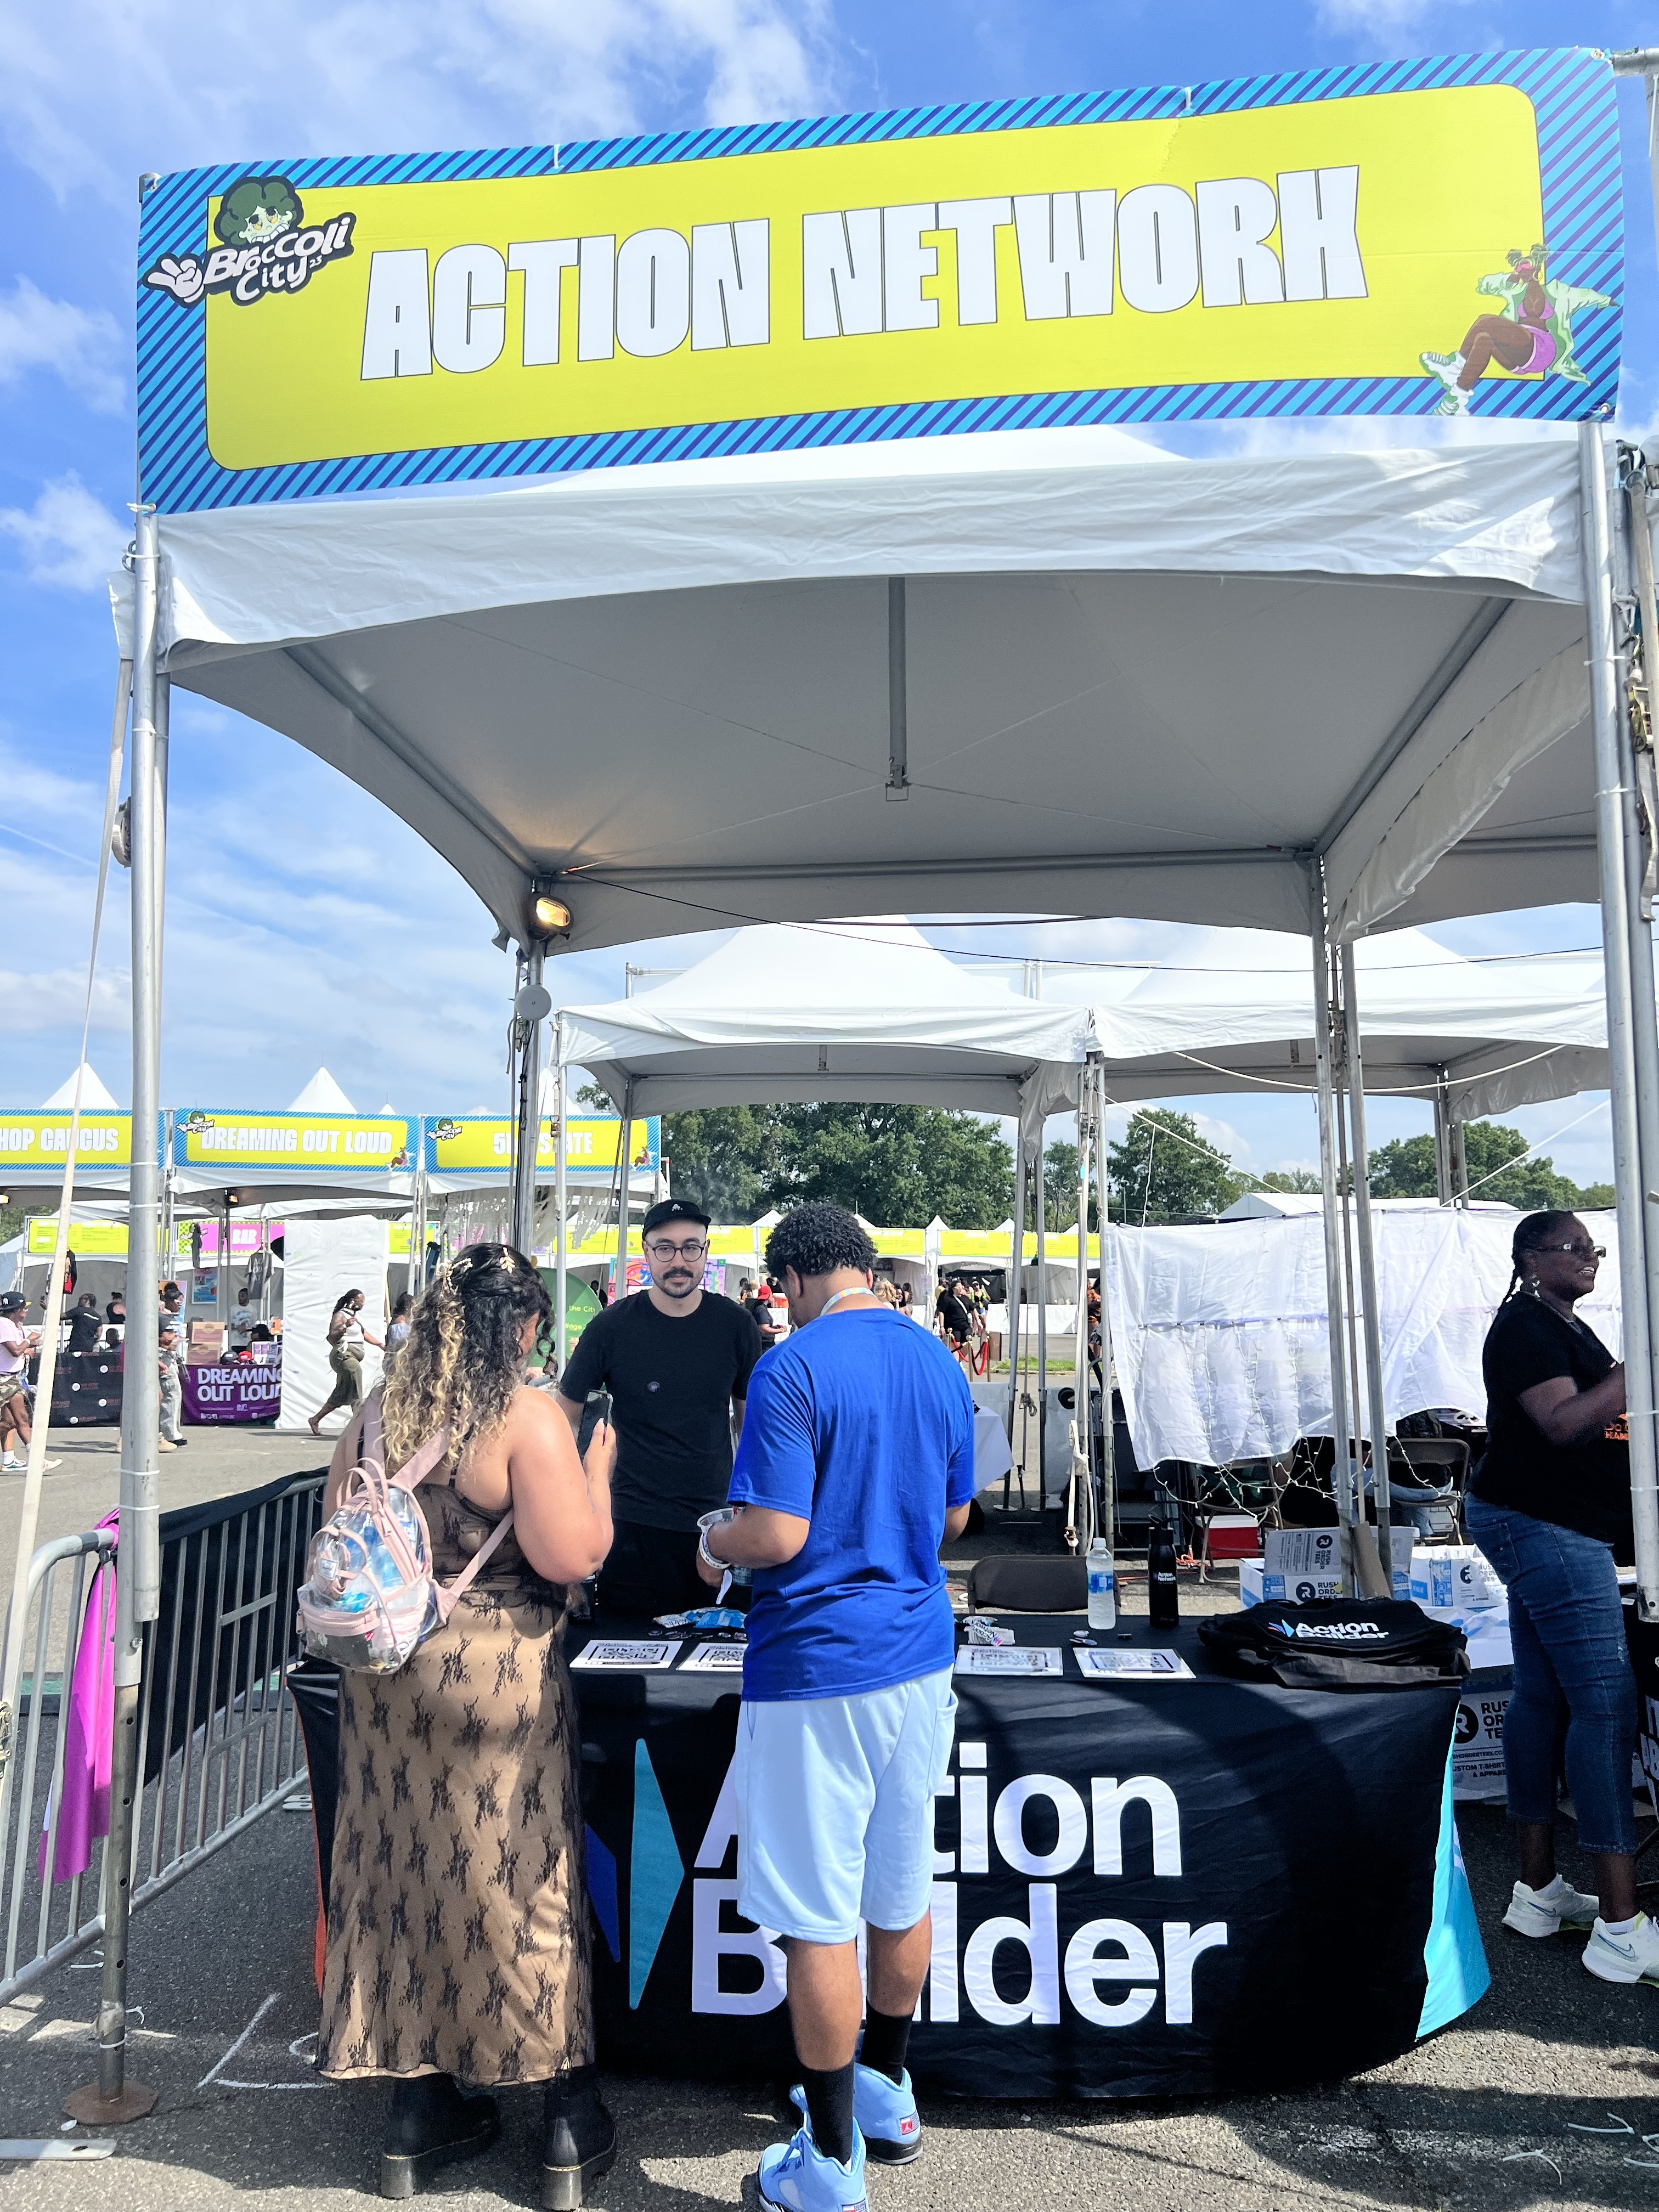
(629, 1738), (684, 2008)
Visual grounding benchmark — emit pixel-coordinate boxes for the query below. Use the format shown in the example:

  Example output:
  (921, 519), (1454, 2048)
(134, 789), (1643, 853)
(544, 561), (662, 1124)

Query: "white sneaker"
(0, 1454), (22, 1472)
(1583, 1911), (1659, 1985)
(1503, 1877), (1600, 1938)
(1419, 350), (1470, 413)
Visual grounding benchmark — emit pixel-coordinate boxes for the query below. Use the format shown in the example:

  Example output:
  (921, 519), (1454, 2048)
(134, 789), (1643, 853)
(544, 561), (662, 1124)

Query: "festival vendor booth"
(555, 917), (1088, 1408)
(106, 48), (1651, 2096)
(1015, 918), (1613, 1527)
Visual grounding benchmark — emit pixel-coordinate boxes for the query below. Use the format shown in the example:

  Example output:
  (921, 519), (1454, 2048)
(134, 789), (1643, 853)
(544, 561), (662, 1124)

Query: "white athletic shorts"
(735, 1668), (957, 1944)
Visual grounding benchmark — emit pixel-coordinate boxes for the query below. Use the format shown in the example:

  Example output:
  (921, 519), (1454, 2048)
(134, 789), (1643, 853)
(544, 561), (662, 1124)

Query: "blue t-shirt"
(729, 1305), (978, 1701)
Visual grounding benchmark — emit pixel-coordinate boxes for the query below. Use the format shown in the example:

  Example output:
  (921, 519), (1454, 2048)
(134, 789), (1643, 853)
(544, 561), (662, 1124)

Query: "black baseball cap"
(641, 1198), (711, 1238)
(0, 1291), (25, 1316)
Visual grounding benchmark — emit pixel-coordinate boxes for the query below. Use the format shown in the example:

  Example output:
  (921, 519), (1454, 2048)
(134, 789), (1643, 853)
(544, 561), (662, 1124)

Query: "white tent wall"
(1107, 1209), (1618, 1474)
(276, 1215), (390, 1435)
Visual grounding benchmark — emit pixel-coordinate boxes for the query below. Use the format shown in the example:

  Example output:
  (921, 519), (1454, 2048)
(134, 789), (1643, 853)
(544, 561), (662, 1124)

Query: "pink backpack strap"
(432, 1513), (516, 1624)
(359, 1393), (517, 1623)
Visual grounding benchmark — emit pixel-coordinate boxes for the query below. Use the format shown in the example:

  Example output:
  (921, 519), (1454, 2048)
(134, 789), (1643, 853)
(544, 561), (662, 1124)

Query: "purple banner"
(182, 1359), (281, 1424)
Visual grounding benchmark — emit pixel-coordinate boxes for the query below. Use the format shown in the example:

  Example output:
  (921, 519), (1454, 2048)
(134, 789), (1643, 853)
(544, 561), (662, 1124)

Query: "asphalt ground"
(0, 1786), (1656, 2211)
(4, 1421), (1656, 2208)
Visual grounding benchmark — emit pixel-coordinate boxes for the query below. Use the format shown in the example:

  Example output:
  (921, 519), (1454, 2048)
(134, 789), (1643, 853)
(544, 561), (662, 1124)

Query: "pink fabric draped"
(41, 1512), (118, 1886)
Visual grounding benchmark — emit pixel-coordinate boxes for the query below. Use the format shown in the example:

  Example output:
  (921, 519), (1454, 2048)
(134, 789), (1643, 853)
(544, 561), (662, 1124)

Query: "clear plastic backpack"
(296, 1398), (515, 1673)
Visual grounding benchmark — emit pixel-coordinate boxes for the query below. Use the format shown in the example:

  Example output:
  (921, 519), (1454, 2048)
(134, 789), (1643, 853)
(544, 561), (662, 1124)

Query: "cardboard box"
(1410, 1545), (1504, 1612)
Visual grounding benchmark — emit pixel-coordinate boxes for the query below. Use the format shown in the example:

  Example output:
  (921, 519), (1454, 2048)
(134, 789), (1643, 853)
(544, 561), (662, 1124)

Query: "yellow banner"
(0, 1114), (131, 1169)
(426, 1115), (658, 1175)
(177, 1110), (414, 1170)
(202, 85), (1547, 473)
(27, 1219), (131, 1256)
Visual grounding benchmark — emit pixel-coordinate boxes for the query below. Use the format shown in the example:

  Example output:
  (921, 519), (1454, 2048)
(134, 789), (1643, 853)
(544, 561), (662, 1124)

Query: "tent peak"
(288, 1067), (357, 1114)
(41, 1063), (117, 1111)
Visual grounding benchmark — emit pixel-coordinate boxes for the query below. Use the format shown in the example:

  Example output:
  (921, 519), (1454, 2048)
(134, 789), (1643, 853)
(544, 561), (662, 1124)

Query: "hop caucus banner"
(136, 47), (1621, 512)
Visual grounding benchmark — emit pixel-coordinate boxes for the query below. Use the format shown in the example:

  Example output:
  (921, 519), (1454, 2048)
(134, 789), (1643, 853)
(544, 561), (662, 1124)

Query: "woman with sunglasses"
(1465, 1211), (1649, 1983)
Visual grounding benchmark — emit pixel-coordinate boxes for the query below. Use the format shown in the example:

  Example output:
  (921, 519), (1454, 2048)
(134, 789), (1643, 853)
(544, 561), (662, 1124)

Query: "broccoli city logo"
(144, 174), (356, 309)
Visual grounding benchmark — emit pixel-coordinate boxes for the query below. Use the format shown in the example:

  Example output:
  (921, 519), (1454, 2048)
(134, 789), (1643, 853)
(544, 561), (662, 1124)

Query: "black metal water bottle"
(1148, 1518), (1180, 1629)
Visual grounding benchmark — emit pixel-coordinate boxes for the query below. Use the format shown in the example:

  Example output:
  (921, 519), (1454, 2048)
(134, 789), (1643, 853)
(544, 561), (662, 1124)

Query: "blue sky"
(1, 0), (1654, 1191)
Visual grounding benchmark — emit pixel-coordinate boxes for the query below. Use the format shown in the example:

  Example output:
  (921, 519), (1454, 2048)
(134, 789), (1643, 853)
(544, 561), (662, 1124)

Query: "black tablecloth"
(569, 1612), (1466, 2099)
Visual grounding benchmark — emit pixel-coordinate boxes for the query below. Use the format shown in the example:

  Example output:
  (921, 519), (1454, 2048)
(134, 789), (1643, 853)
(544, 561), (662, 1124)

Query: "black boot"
(541, 2064), (618, 2210)
(379, 2073), (500, 2199)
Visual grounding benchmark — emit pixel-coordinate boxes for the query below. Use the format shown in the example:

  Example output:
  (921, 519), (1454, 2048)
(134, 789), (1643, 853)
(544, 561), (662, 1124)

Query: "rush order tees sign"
(136, 48), (1621, 511)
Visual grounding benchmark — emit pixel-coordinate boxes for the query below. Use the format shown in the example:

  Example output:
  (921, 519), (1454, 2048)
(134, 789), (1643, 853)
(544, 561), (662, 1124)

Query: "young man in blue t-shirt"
(697, 1203), (976, 2212)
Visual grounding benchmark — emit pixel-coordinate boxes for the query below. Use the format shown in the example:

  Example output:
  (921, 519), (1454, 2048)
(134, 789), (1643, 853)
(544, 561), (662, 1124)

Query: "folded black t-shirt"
(1471, 1295), (1631, 1550)
(560, 1290), (763, 1531)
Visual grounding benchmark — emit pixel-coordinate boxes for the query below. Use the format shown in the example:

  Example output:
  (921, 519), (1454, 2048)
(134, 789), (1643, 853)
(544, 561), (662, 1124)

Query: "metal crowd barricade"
(0, 1473), (326, 2008)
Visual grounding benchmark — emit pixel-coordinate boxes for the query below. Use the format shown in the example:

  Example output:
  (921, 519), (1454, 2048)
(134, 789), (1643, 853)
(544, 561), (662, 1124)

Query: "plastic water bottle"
(1086, 1539), (1117, 1630)
(1148, 1519), (1181, 1629)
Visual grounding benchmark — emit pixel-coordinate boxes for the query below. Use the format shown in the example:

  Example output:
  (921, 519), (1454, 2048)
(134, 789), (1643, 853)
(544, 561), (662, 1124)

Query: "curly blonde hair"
(380, 1242), (550, 1470)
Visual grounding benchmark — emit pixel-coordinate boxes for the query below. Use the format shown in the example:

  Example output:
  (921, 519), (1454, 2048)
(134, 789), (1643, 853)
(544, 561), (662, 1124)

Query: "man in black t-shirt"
(558, 1197), (762, 1616)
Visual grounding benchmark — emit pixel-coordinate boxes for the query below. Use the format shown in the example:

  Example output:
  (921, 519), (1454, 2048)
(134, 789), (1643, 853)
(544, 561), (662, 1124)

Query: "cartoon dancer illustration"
(1420, 245), (1611, 415)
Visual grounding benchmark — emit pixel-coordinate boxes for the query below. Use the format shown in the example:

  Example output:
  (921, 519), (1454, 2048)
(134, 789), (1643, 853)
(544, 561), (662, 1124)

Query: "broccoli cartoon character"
(214, 176), (303, 247)
(1420, 245), (1612, 415)
(143, 174), (354, 307)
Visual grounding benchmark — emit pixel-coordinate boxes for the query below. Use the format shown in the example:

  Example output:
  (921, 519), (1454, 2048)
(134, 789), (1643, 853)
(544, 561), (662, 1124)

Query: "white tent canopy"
(287, 1067), (358, 1114)
(42, 1064), (117, 1111)
(129, 428), (1595, 958)
(561, 918), (1090, 1116)
(1019, 923), (1607, 1143)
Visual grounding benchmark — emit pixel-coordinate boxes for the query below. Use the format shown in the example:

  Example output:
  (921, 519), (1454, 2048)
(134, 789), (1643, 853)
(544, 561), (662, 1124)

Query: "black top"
(560, 1290), (763, 1531)
(936, 1288), (973, 1341)
(1471, 1294), (1632, 1550)
(67, 1306), (103, 1353)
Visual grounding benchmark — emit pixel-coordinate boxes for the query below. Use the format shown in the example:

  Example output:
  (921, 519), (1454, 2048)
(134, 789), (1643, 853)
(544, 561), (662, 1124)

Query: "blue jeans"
(1465, 1495), (1637, 1855)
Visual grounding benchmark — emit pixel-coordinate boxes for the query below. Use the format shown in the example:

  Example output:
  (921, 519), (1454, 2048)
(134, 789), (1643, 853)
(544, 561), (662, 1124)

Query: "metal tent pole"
(1309, 915), (1358, 1567)
(1093, 1063), (1117, 1548)
(1035, 1127), (1049, 1508)
(1006, 1136), (1026, 1449)
(553, 1017), (569, 1376)
(510, 944), (547, 1254)
(1340, 943), (1395, 1574)
(67, 511), (162, 2124)
(1432, 1080), (1453, 1207)
(616, 1085), (635, 1301)
(1582, 419), (1659, 1617)
(1069, 1081), (1092, 1548)
(1617, 458), (1659, 1496)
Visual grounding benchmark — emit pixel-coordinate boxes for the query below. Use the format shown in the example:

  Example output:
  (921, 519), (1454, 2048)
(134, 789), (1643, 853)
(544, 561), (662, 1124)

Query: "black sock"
(798, 2062), (855, 2164)
(858, 2004), (912, 2086)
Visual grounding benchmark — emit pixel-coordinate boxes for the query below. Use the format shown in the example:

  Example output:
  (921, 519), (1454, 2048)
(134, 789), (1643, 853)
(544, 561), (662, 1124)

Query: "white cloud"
(0, 276), (124, 413)
(0, 0), (836, 209)
(0, 475), (127, 591)
(1314, 0), (1477, 31)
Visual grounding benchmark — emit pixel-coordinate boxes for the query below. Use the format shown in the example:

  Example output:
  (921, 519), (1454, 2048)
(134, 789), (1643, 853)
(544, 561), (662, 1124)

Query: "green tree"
(1041, 1140), (1101, 1232)
(660, 1107), (784, 1222)
(1366, 1135), (1438, 1198)
(1259, 1169), (1321, 1194)
(0, 1197), (22, 1251)
(1105, 1109), (1240, 1223)
(771, 1104), (1012, 1227)
(1367, 1119), (1609, 1210)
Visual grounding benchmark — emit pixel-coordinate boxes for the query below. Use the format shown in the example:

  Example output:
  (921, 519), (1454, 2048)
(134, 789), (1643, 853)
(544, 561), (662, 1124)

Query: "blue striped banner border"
(137, 44), (1623, 515)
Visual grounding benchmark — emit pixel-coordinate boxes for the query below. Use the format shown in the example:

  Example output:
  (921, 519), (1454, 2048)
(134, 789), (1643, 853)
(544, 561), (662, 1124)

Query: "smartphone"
(589, 1390), (613, 1430)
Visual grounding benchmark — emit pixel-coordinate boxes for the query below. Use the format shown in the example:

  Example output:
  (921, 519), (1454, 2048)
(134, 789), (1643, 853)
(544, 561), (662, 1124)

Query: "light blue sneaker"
(789, 2068), (922, 2168)
(853, 2064), (922, 2165)
(756, 2118), (867, 2211)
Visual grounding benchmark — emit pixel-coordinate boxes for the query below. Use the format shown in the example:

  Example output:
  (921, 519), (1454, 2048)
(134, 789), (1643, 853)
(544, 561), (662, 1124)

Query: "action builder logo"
(145, 174), (356, 308)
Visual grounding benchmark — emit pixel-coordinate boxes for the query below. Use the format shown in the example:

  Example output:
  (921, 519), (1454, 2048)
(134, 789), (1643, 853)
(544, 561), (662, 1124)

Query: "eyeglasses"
(645, 1239), (708, 1262)
(1543, 1243), (1605, 1261)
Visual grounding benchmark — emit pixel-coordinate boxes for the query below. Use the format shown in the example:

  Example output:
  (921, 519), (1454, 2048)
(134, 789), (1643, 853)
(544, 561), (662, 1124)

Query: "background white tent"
(41, 1064), (118, 1112)
(1108, 1208), (1617, 1475)
(561, 919), (1089, 1116)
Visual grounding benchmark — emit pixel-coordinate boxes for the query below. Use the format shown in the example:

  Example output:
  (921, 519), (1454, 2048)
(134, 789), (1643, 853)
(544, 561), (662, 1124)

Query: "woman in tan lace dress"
(318, 1244), (617, 2208)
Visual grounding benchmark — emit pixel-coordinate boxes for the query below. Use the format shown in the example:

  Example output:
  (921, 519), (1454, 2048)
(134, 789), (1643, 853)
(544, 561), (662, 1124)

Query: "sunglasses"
(1542, 1242), (1605, 1261)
